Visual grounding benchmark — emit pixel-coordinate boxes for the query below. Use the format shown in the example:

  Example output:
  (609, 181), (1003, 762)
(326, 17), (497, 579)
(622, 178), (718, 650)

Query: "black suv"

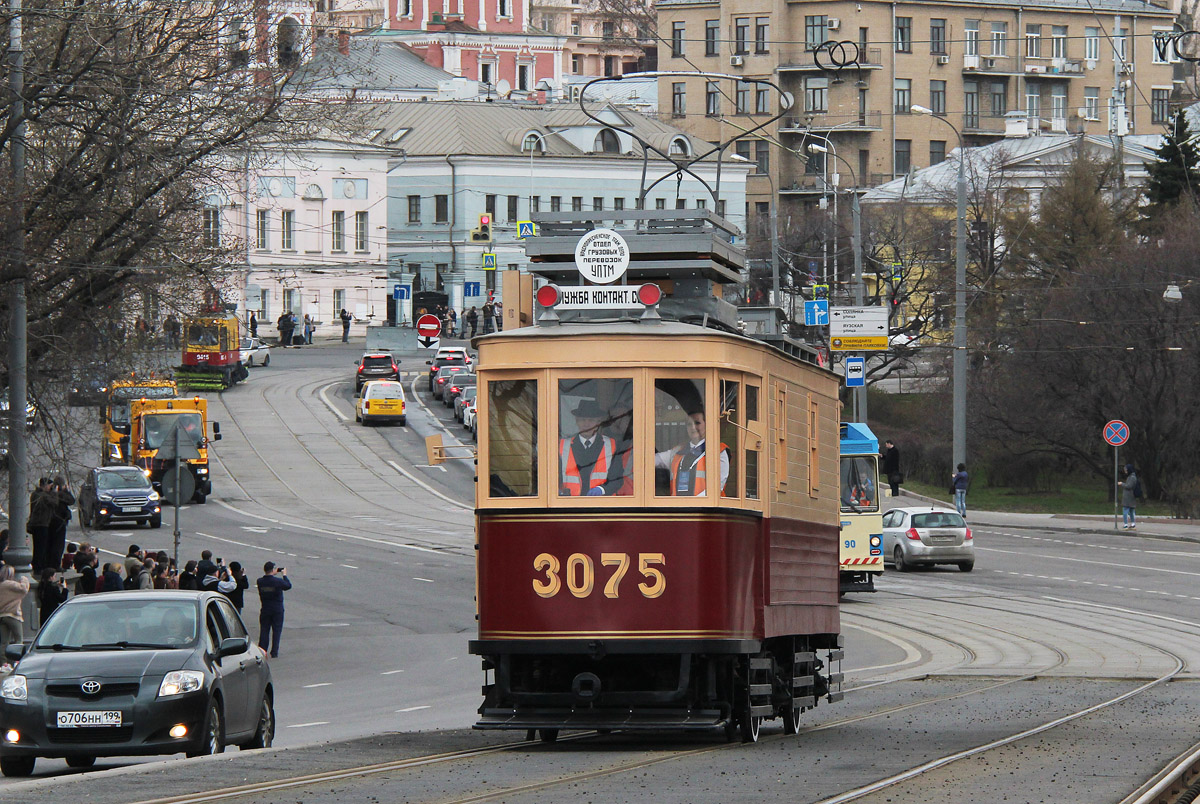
(79, 466), (162, 529)
(355, 353), (399, 392)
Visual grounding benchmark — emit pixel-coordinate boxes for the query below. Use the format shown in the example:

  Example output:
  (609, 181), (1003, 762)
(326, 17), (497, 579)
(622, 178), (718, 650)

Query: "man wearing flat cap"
(559, 398), (624, 496)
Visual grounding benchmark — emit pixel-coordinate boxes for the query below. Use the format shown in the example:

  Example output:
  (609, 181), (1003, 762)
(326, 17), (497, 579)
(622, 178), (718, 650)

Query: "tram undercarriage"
(471, 636), (844, 742)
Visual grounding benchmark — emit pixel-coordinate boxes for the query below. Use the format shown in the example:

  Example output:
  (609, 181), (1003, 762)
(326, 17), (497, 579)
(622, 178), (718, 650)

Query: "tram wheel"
(538, 729), (559, 743)
(739, 711), (761, 743)
(525, 729), (537, 741)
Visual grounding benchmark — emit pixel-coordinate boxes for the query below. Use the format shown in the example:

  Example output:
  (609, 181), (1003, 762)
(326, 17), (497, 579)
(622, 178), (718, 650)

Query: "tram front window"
(653, 378), (728, 497)
(557, 378), (632, 497)
(187, 324), (220, 347)
(487, 379), (537, 498)
(841, 456), (879, 512)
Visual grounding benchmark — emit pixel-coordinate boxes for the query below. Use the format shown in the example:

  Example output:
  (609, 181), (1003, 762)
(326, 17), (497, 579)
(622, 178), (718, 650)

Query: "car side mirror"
(217, 636), (248, 658)
(426, 360), (433, 365)
(98, 408), (107, 424)
(212, 422), (222, 442)
(5, 644), (25, 662)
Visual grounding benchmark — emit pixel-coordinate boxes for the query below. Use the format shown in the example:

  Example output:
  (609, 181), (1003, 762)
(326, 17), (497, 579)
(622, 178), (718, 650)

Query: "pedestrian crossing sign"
(482, 253), (497, 270)
(517, 221), (536, 239)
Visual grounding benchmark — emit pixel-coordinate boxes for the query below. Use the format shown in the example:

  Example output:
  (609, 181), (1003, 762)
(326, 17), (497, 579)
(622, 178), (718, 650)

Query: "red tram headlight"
(536, 284), (559, 307)
(638, 283), (662, 305)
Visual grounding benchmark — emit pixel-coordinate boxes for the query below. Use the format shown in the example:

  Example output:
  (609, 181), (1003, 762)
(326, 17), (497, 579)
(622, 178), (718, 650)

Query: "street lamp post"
(807, 138), (866, 422)
(912, 104), (967, 471)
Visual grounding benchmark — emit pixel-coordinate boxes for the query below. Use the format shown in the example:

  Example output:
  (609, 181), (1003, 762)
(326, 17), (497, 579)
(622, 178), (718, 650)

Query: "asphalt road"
(7, 338), (1200, 801)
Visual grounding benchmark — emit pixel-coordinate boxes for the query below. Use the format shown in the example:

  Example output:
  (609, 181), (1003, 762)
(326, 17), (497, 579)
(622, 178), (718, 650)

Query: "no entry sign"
(416, 314), (441, 349)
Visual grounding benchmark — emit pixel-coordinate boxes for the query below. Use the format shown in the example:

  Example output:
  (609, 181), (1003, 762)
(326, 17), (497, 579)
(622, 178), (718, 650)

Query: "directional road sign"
(392, 284), (410, 301)
(804, 300), (829, 327)
(464, 281), (481, 298)
(517, 221), (536, 239)
(829, 306), (889, 351)
(416, 314), (441, 349)
(844, 356), (865, 387)
(1104, 420), (1129, 446)
(482, 253), (497, 270)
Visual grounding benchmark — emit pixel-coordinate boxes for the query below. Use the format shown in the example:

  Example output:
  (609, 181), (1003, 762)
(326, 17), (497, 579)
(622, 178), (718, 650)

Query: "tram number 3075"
(533, 552), (666, 600)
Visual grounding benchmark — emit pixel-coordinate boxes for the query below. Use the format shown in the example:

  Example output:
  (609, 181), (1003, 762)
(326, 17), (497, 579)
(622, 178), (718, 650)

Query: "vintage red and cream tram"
(469, 306), (845, 742)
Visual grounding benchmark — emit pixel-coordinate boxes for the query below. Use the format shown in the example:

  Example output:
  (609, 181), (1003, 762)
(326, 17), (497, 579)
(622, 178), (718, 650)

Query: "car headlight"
(108, 444), (123, 461)
(0, 675), (27, 702)
(196, 467), (208, 474)
(98, 493), (113, 502)
(158, 670), (204, 697)
(148, 491), (160, 501)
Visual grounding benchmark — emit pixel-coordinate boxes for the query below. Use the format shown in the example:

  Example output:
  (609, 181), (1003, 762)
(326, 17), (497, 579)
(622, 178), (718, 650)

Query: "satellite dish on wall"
(496, 78), (511, 98)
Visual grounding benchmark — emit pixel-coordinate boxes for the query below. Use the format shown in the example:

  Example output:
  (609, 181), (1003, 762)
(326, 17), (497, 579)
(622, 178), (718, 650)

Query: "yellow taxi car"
(355, 380), (406, 426)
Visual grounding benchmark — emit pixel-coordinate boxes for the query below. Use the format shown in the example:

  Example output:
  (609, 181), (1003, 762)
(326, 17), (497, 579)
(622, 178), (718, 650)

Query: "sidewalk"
(892, 489), (1200, 544)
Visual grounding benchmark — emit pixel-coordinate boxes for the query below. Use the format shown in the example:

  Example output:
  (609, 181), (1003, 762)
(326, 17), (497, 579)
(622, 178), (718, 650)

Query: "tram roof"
(840, 422), (878, 455)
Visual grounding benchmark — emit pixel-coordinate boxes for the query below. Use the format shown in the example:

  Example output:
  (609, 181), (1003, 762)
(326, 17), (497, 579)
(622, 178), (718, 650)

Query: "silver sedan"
(882, 507), (974, 572)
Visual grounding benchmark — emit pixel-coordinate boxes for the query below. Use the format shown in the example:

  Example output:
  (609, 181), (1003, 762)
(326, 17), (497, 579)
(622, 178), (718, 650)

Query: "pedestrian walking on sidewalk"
(951, 463), (969, 518)
(1119, 464), (1142, 529)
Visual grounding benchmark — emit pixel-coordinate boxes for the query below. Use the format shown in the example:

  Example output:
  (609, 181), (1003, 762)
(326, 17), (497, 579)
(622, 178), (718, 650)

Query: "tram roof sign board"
(574, 228), (630, 285)
(829, 306), (888, 351)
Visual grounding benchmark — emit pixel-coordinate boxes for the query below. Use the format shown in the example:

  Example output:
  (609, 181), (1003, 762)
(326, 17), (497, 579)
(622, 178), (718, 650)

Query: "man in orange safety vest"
(654, 409), (729, 496)
(560, 398), (624, 496)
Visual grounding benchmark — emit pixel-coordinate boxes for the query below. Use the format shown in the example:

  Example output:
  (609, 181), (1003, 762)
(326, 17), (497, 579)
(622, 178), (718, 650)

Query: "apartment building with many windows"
(656, 0), (1177, 220)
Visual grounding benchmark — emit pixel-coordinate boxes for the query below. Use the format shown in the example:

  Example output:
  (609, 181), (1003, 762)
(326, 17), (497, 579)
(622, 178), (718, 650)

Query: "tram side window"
(557, 378), (633, 497)
(488, 379), (537, 498)
(840, 455), (879, 512)
(654, 378), (727, 497)
(718, 379), (740, 498)
(745, 384), (760, 500)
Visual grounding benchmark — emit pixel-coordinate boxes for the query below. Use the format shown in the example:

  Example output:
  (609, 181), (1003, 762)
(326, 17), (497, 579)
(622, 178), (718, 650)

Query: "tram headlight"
(870, 536), (882, 547)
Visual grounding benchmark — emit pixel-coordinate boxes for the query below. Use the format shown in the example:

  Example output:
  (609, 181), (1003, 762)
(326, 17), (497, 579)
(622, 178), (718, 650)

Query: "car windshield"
(368, 384), (404, 400)
(35, 598), (198, 650)
(362, 356), (393, 369)
(912, 512), (966, 528)
(96, 470), (152, 491)
(142, 413), (203, 450)
(462, 388), (478, 402)
(240, 338), (252, 349)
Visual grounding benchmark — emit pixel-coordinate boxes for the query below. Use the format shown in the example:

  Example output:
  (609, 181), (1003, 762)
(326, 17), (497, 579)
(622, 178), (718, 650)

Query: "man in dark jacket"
(256, 562), (292, 658)
(47, 477), (75, 573)
(881, 440), (901, 498)
(340, 308), (352, 342)
(28, 478), (55, 572)
(101, 563), (124, 592)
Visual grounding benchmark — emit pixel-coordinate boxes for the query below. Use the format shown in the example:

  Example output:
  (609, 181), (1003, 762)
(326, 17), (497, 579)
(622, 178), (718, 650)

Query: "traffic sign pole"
(1103, 420), (1129, 531)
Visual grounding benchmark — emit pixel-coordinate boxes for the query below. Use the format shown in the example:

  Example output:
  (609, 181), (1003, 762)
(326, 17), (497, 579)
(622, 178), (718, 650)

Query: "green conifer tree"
(1144, 110), (1200, 208)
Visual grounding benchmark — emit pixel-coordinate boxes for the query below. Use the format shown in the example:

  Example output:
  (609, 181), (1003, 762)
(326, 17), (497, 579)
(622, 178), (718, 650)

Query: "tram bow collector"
(467, 317), (847, 742)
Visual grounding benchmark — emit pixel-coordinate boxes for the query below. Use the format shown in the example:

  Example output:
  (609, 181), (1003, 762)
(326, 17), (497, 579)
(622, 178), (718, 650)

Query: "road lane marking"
(413, 577), (434, 583)
(318, 623), (350, 628)
(304, 683), (333, 689)
(318, 381), (349, 421)
(396, 706), (430, 713)
(341, 564), (359, 569)
(241, 527), (270, 533)
(381, 669), (405, 675)
(195, 531), (274, 553)
(287, 722), (330, 728)
(386, 460), (471, 511)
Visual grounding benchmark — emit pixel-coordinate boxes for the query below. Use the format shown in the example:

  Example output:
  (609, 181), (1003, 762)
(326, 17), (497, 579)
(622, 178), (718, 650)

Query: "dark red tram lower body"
(469, 509), (844, 740)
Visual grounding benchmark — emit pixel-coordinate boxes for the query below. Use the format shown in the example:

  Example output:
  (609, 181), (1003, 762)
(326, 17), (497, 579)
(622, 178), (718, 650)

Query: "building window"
(930, 140), (946, 165)
(280, 209), (294, 250)
(755, 88), (769, 115)
(990, 22), (1007, 57)
(595, 128), (621, 153)
(571, 23), (580, 36)
(1052, 26), (1067, 59)
(965, 20), (979, 57)
(532, 196), (540, 212)
(435, 194), (448, 223)
(706, 81), (720, 116)
(571, 54), (582, 72)
(695, 198), (705, 209)
(964, 81), (979, 127)
(734, 17), (748, 54)
(593, 196), (603, 211)
(332, 210), (345, 251)
(930, 19), (946, 54)
(930, 80), (946, 115)
(1085, 28), (1100, 61)
(754, 17), (769, 53)
(1114, 27), (1127, 62)
(507, 195), (519, 221)
(804, 15), (826, 51)
(1026, 24), (1041, 58)
(991, 82), (1006, 115)
(705, 19), (719, 56)
(202, 208), (220, 248)
(736, 81), (750, 114)
(613, 197), (624, 210)
(656, 198), (666, 210)
(894, 140), (911, 175)
(550, 196), (561, 212)
(754, 140), (769, 174)
(518, 64), (530, 91)
(602, 20), (614, 39)
(1051, 87), (1067, 121)
(1026, 88), (1041, 119)
(572, 196), (583, 211)
(895, 17), (912, 53)
(1152, 88), (1171, 123)
(717, 199), (726, 217)
(1084, 87), (1099, 120)
(672, 82), (686, 116)
(485, 194), (497, 216)
(498, 0), (509, 16)
(256, 209), (269, 250)
(676, 198), (687, 210)
(894, 78), (911, 114)
(735, 139), (751, 164)
(805, 76), (827, 112)
(481, 62), (493, 86)
(671, 21), (685, 57)
(407, 195), (420, 224)
(355, 211), (368, 251)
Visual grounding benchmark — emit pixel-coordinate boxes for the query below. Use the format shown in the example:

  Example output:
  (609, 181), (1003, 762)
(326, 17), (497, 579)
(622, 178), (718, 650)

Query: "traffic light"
(471, 214), (492, 243)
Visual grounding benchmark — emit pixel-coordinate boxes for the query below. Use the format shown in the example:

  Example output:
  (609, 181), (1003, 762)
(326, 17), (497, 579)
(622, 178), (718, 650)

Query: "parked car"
(882, 506), (974, 572)
(455, 386), (477, 423)
(355, 352), (400, 392)
(443, 373), (476, 408)
(0, 591), (275, 776)
(79, 466), (163, 529)
(463, 399), (478, 441)
(432, 365), (470, 401)
(239, 337), (271, 368)
(355, 380), (406, 426)
(426, 348), (472, 390)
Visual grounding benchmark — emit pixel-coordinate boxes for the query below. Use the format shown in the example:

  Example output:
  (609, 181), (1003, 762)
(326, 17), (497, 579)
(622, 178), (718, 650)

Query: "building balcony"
(779, 174), (837, 195)
(962, 113), (1007, 135)
(779, 111), (882, 133)
(778, 47), (883, 72)
(1023, 58), (1085, 77)
(961, 54), (1017, 75)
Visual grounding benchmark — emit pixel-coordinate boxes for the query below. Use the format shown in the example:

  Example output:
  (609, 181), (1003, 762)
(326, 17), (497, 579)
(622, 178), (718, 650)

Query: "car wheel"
(958, 560), (975, 572)
(398, 416), (406, 426)
(263, 354), (270, 367)
(894, 546), (910, 572)
(354, 409), (360, 422)
(0, 756), (35, 776)
(240, 695), (275, 750)
(187, 699), (226, 758)
(65, 755), (95, 768)
(246, 356), (253, 368)
(193, 491), (207, 505)
(150, 514), (162, 529)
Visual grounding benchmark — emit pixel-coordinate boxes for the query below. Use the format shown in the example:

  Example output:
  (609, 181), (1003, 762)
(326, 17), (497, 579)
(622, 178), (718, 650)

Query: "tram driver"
(655, 409), (730, 496)
(559, 399), (625, 496)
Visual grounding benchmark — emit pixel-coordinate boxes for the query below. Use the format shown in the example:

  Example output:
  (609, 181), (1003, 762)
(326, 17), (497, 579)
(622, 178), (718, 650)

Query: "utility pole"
(5, 0), (32, 591)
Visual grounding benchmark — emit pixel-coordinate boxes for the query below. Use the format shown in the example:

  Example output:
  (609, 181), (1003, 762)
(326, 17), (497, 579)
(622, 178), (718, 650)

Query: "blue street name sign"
(804, 299), (829, 327)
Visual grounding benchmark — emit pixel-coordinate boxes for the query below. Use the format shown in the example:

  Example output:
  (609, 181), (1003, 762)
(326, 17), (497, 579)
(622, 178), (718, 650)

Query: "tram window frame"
(653, 374), (728, 501)
(775, 385), (788, 491)
(484, 376), (539, 500)
(718, 377), (741, 499)
(744, 383), (762, 500)
(554, 375), (636, 501)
